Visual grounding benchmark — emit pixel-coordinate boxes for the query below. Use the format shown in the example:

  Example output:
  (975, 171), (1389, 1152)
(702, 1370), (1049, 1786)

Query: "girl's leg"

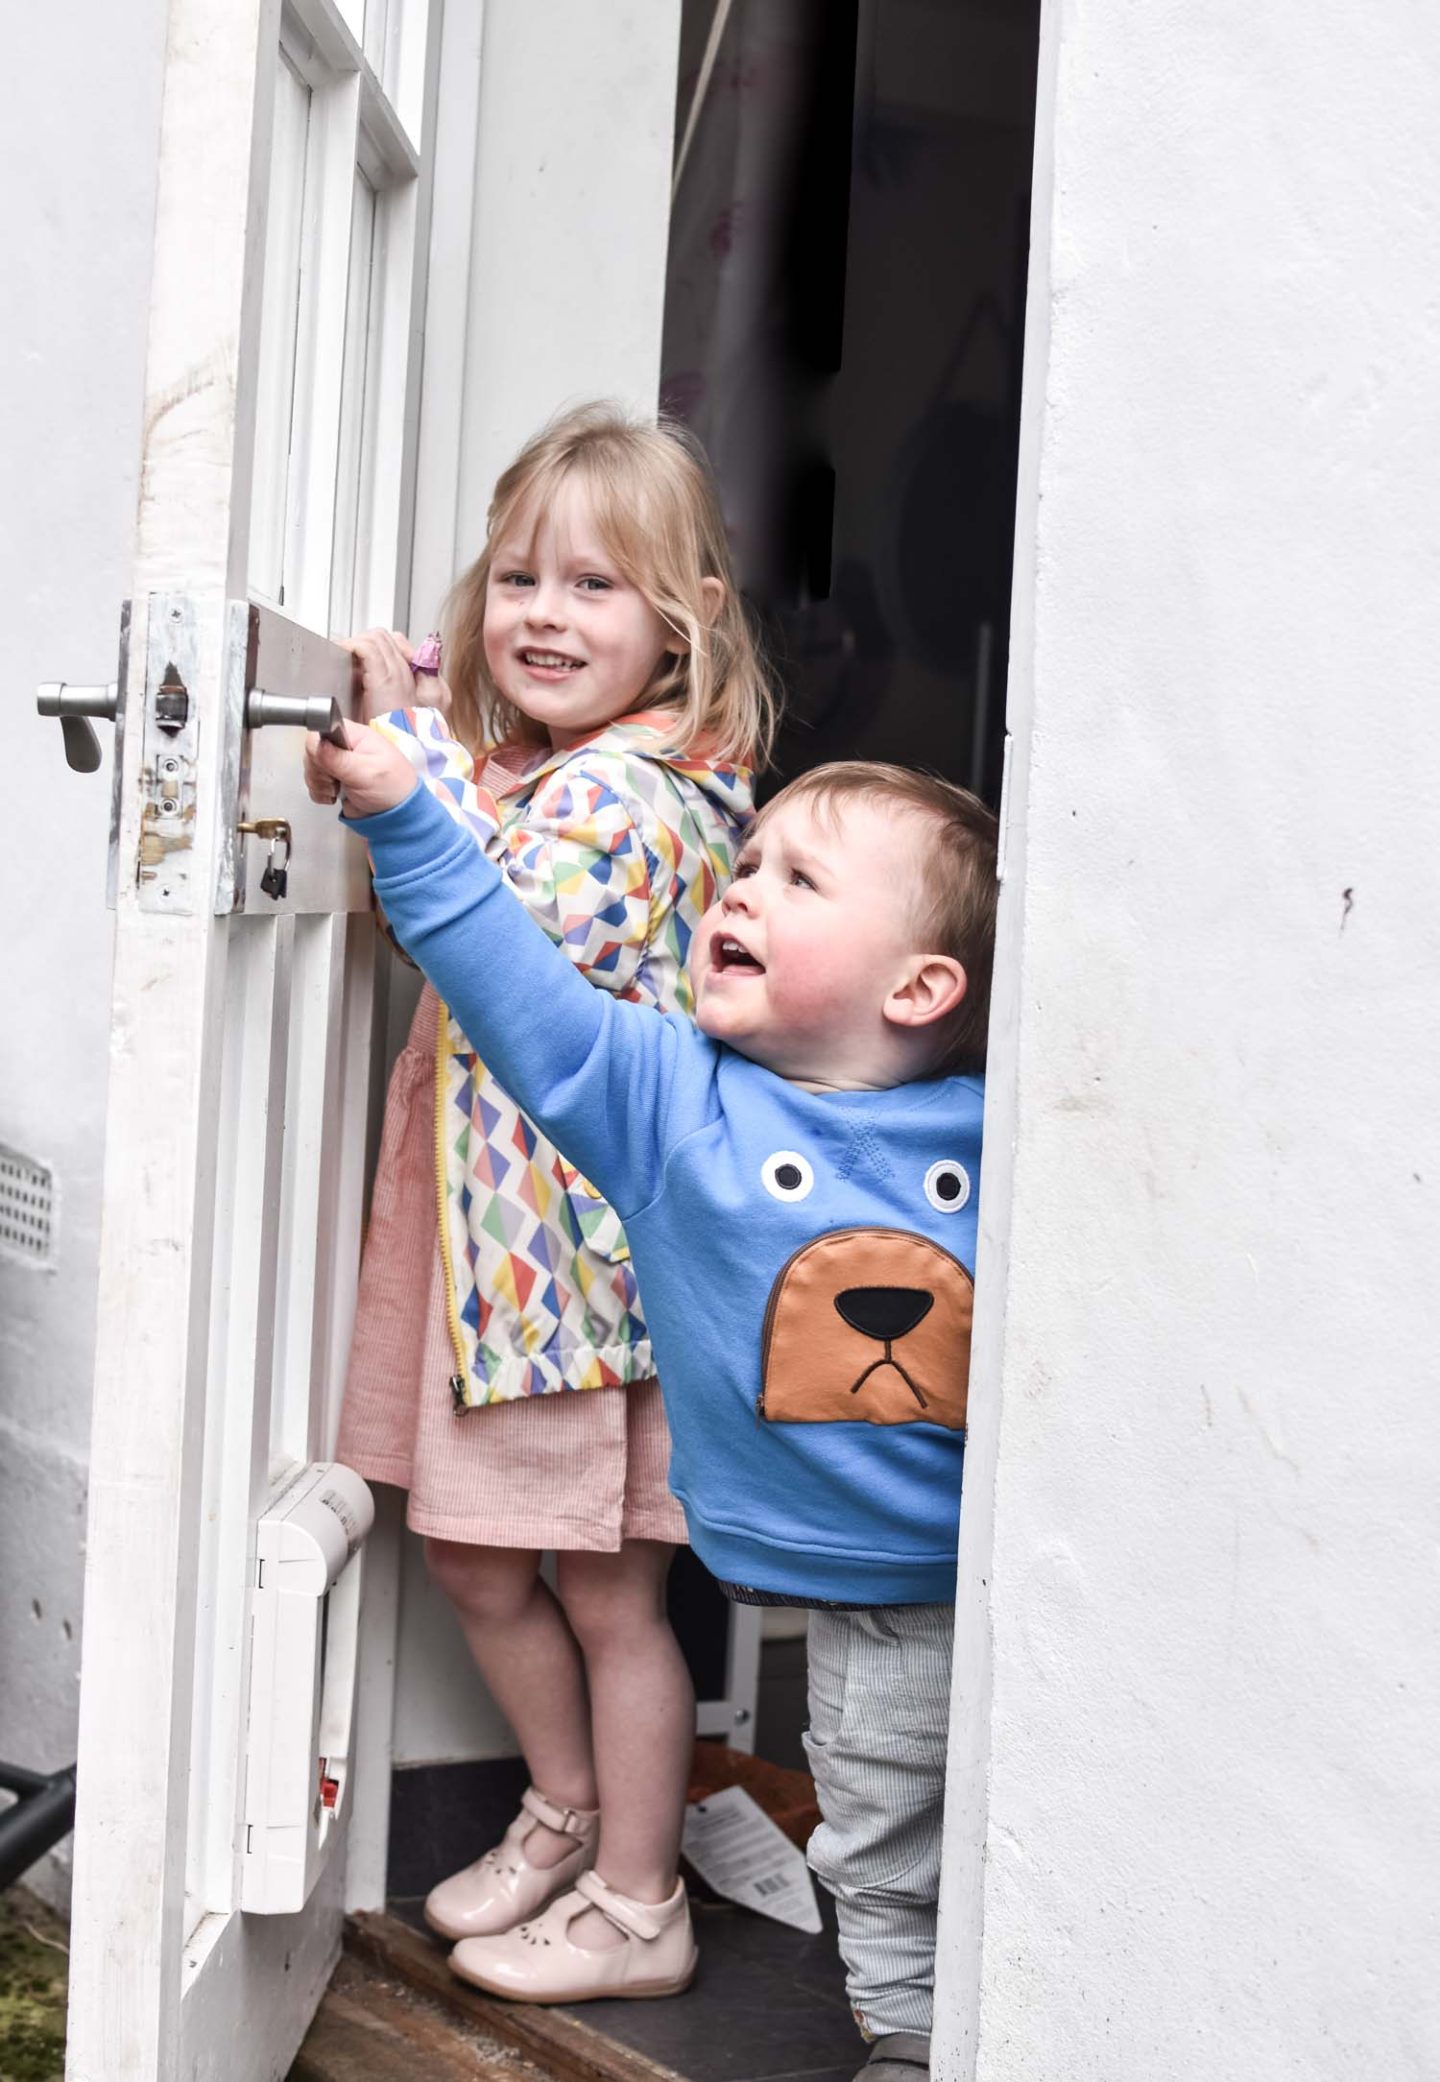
(555, 1539), (693, 1944)
(424, 1537), (597, 1866)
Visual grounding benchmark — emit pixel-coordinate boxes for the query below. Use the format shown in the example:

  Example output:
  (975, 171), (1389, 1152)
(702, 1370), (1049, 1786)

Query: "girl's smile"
(517, 647), (585, 680)
(484, 480), (679, 747)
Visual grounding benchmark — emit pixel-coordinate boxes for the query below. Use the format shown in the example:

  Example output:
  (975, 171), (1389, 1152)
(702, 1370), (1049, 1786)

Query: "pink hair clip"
(413, 631), (443, 676)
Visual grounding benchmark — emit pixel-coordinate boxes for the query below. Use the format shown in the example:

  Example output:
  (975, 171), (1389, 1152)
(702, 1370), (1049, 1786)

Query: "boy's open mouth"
(715, 935), (765, 975)
(519, 649), (584, 672)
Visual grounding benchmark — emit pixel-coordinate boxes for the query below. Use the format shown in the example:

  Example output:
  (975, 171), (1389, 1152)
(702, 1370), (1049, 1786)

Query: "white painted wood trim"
(187, 918), (292, 1920)
(284, 73), (363, 632)
(345, 1481), (405, 1912)
(932, 6), (1062, 2074)
(407, 0), (485, 627)
(311, 917), (379, 1461)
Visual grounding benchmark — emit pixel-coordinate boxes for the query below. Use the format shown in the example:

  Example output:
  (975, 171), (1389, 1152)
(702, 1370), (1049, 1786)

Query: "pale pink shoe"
(423, 1786), (599, 1942)
(447, 1869), (698, 2004)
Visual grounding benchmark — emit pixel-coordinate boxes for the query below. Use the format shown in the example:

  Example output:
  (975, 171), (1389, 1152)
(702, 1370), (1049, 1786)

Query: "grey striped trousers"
(803, 1602), (954, 2039)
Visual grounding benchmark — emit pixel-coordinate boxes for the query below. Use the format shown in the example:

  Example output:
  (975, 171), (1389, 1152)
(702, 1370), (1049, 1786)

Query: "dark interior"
(663, 0), (1040, 807)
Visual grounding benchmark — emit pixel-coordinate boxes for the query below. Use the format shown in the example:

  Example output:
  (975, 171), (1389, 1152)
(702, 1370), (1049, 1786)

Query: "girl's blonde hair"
(443, 403), (776, 769)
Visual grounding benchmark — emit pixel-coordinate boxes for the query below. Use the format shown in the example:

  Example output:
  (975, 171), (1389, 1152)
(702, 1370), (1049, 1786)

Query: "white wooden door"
(63, 2), (438, 2076)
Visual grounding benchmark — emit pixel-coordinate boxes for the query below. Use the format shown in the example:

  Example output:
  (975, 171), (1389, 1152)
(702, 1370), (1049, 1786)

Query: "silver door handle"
(245, 690), (348, 746)
(37, 682), (120, 773)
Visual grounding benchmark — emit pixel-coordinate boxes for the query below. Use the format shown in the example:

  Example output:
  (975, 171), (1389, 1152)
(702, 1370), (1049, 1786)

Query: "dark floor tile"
(736, 2070), (857, 2082)
(556, 1895), (855, 2082)
(386, 1890), (858, 2082)
(387, 1756), (528, 1899)
(737, 2069), (858, 2082)
(385, 1635), (858, 2082)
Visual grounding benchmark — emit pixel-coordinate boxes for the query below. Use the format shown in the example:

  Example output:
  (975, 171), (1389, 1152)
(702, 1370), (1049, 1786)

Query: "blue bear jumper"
(354, 783), (982, 1608)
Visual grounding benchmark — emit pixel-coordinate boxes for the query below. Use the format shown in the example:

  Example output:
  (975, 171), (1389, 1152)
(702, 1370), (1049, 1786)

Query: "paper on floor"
(682, 1784), (822, 1934)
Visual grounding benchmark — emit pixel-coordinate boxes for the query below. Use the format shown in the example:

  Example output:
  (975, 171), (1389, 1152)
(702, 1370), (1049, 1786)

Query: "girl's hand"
(346, 628), (451, 720)
(305, 721), (418, 818)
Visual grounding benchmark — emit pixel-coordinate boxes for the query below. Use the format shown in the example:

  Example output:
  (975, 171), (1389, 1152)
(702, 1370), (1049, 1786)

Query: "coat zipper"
(434, 999), (470, 1411)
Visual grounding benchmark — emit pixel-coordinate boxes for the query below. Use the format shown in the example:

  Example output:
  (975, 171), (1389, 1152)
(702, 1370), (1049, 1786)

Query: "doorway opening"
(376, 6), (1040, 2078)
(444, 3), (1036, 2075)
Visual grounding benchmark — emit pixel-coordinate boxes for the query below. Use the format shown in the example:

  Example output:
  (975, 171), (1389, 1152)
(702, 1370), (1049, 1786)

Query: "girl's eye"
(734, 859), (757, 880)
(500, 571), (534, 588)
(577, 576), (612, 592)
(761, 1151), (814, 1202)
(923, 1160), (971, 1213)
(789, 869), (814, 890)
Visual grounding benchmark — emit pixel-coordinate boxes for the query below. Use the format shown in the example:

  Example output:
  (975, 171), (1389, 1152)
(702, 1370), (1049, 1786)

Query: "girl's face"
(483, 479), (677, 748)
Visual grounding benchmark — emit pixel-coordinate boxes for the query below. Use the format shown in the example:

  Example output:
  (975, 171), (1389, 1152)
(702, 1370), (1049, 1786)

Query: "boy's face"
(692, 794), (937, 1086)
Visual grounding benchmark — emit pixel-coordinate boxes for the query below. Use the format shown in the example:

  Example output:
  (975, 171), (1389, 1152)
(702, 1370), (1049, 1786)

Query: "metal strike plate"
(135, 597), (203, 915)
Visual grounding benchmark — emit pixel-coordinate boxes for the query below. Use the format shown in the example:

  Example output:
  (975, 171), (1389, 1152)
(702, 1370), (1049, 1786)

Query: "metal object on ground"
(0, 1762), (77, 1892)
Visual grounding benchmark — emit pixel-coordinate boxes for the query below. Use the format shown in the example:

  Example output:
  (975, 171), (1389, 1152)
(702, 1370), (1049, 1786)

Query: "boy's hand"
(305, 720), (419, 818)
(346, 628), (451, 720)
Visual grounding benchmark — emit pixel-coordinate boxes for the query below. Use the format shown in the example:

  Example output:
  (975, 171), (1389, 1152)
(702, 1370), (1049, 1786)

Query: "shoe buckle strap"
(573, 1868), (666, 1942)
(521, 1786), (594, 1839)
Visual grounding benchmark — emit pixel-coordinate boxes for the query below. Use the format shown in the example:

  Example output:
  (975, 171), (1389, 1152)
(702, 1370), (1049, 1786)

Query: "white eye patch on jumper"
(923, 1160), (971, 1212)
(759, 1151), (972, 1213)
(761, 1151), (815, 1202)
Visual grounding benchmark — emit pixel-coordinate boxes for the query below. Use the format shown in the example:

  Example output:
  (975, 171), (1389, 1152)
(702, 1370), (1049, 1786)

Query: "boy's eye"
(733, 859), (757, 879)
(789, 869), (815, 890)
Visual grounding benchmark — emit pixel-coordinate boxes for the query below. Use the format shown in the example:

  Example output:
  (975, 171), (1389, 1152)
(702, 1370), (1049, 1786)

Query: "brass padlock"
(239, 818), (292, 902)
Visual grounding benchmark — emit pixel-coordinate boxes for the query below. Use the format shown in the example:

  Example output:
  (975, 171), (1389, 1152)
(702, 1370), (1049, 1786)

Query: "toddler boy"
(313, 727), (997, 2082)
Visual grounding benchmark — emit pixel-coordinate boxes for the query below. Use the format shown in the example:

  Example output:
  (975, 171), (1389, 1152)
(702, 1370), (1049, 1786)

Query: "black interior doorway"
(664, 0), (1040, 807)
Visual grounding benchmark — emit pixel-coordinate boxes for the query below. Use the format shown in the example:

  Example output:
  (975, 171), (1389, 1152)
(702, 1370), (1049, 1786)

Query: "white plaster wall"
(0, 3), (169, 1910)
(938, 2), (1440, 2076)
(390, 0), (680, 1767)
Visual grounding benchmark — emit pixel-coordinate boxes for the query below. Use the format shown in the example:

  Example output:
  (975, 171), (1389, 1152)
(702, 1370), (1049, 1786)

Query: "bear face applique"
(758, 1226), (973, 1432)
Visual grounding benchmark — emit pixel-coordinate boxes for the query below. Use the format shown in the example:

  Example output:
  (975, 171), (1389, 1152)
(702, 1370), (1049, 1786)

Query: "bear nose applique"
(834, 1287), (934, 1343)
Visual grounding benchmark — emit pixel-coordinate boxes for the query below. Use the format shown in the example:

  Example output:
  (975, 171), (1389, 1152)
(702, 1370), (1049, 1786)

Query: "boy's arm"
(350, 783), (686, 1217)
(368, 708), (506, 838)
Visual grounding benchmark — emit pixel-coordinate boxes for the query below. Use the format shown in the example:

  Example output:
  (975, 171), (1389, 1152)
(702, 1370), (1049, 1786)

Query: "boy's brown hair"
(757, 762), (999, 1075)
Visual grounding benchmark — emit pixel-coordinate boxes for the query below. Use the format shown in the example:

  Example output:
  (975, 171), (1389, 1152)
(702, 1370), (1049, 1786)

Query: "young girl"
(320, 405), (772, 2004)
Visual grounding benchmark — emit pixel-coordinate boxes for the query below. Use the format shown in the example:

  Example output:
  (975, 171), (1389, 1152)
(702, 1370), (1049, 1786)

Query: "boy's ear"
(882, 955), (968, 1033)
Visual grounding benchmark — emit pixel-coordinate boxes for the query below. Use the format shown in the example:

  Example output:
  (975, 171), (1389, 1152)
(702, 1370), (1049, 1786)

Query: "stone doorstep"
(338, 1912), (687, 2082)
(299, 1748), (820, 2082)
(290, 1951), (535, 2082)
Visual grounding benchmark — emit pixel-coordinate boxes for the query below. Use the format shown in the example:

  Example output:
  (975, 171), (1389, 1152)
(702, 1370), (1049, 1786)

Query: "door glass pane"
(329, 173), (378, 636)
(250, 53), (313, 608)
(364, 0), (392, 77)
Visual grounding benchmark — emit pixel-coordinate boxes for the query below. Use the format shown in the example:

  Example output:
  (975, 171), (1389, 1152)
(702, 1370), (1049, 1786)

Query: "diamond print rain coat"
(371, 707), (753, 1409)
